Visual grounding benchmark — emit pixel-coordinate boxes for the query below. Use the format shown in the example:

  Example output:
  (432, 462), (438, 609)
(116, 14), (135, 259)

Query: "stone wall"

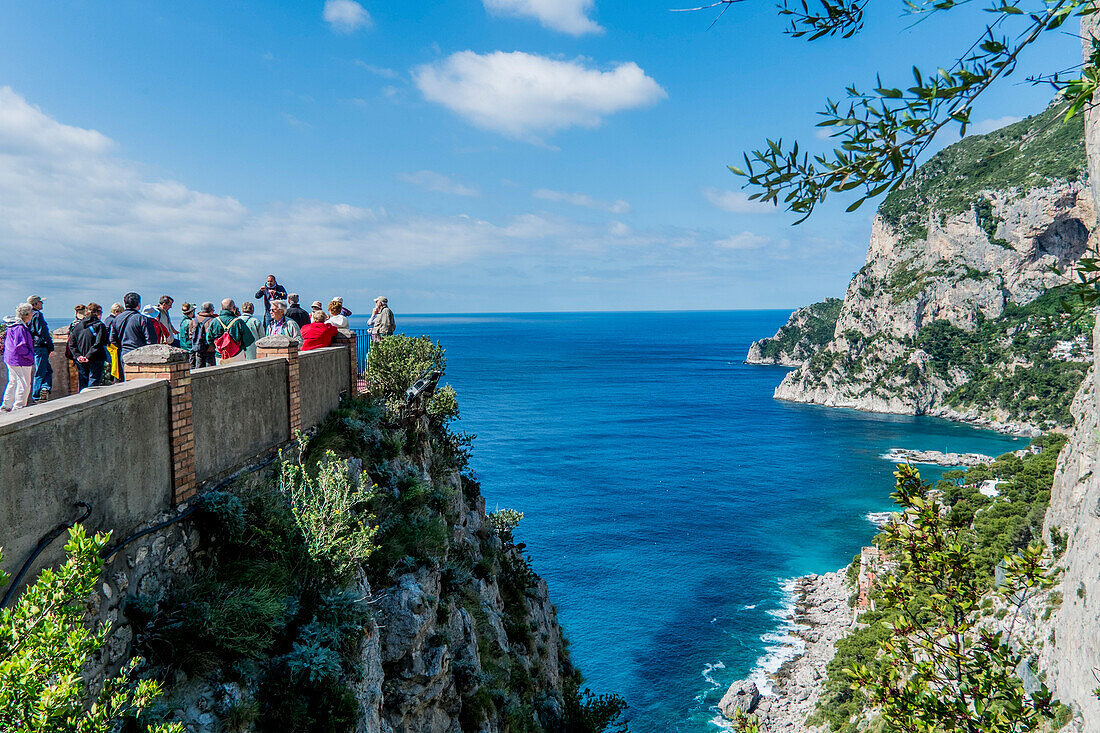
(0, 336), (358, 583)
(191, 359), (289, 481)
(298, 346), (349, 430)
(0, 380), (172, 578)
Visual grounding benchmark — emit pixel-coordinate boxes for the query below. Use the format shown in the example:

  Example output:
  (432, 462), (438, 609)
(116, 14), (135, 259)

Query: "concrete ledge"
(190, 357), (285, 382)
(256, 334), (295, 349)
(299, 346), (346, 360)
(0, 380), (167, 435)
(123, 344), (190, 365)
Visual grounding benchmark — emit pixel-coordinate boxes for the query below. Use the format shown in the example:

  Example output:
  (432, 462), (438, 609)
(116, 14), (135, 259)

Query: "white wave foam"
(747, 577), (808, 697)
(708, 712), (736, 731)
(740, 603), (757, 610)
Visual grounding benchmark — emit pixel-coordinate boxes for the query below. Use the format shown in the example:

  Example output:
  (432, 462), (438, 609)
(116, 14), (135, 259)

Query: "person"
(254, 275), (287, 329)
(327, 299), (350, 329)
(103, 303), (123, 382)
(300, 309), (339, 351)
(67, 302), (108, 390)
(2, 303), (35, 412)
(70, 304), (87, 330)
(109, 292), (158, 379)
(310, 300), (324, 315)
(27, 295), (54, 402)
(239, 302), (265, 360)
(188, 302), (218, 369)
(372, 296), (395, 337)
(266, 300), (302, 344)
(64, 304), (86, 362)
(285, 294), (311, 329)
(157, 295), (179, 347)
(142, 305), (172, 343)
(207, 299), (256, 364)
(179, 303), (196, 353)
(332, 297), (353, 318)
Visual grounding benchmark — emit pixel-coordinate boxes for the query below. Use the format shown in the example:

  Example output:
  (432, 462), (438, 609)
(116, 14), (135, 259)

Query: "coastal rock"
(766, 107), (1093, 433)
(1039, 358), (1100, 726)
(719, 571), (850, 732)
(883, 448), (994, 467)
(718, 681), (760, 717)
(745, 299), (842, 366)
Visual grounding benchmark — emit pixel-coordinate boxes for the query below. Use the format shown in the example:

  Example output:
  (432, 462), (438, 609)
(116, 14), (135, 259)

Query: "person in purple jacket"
(1, 303), (36, 412)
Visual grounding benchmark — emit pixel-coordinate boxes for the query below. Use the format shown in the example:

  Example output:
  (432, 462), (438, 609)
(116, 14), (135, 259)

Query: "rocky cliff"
(771, 104), (1094, 433)
(1040, 337), (1100, 725)
(746, 299), (842, 366)
(116, 392), (607, 733)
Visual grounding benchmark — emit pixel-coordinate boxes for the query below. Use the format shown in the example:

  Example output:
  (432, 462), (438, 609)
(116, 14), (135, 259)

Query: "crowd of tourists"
(0, 275), (396, 413)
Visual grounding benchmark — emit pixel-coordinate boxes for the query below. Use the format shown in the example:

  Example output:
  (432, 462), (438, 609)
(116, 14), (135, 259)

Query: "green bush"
(488, 508), (525, 543)
(277, 436), (379, 584)
(0, 526), (182, 733)
(365, 334), (446, 404)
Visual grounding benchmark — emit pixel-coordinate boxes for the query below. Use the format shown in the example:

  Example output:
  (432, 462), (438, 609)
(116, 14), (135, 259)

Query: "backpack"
(213, 316), (243, 359)
(190, 315), (215, 354)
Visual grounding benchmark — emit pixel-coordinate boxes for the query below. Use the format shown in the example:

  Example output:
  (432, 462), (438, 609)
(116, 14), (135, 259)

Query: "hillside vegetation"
(879, 102), (1086, 241)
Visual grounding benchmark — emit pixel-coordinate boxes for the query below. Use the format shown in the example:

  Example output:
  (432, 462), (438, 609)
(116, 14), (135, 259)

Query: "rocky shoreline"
(882, 448), (994, 467)
(719, 570), (851, 732)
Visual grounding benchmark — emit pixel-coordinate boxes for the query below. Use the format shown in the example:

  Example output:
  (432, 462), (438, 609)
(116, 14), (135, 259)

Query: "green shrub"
(488, 508), (525, 543)
(366, 334), (446, 405)
(277, 436), (380, 584)
(0, 526), (182, 733)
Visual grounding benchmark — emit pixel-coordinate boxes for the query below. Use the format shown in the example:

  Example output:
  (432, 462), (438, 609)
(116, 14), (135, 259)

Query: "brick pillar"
(256, 335), (301, 435)
(124, 345), (196, 504)
(332, 328), (358, 398)
(49, 327), (78, 397)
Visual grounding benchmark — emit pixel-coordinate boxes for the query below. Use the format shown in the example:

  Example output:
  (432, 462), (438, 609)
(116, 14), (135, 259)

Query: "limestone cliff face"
(772, 106), (1093, 432)
(1039, 356), (1100, 726)
(745, 299), (842, 366)
(124, 410), (580, 733)
(1039, 31), (1100, 718)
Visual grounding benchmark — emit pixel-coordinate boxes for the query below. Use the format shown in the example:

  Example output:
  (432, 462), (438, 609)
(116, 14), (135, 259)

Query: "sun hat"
(311, 300), (323, 310)
(27, 295), (44, 304)
(181, 302), (195, 316)
(374, 296), (387, 304)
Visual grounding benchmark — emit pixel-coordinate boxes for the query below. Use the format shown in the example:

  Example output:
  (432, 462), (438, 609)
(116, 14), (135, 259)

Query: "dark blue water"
(351, 311), (1025, 731)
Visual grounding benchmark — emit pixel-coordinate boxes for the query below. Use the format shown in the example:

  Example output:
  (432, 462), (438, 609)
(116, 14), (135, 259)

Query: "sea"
(351, 310), (1026, 732)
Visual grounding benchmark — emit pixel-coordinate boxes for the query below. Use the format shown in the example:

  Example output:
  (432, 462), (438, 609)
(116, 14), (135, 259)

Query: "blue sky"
(0, 0), (1081, 314)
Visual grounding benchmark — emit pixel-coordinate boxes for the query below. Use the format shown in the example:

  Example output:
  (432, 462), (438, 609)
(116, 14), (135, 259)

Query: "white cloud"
(413, 51), (665, 141)
(968, 115), (1023, 136)
(483, 0), (601, 35)
(702, 187), (774, 214)
(0, 86), (836, 312)
(533, 188), (629, 213)
(0, 87), (509, 300)
(323, 0), (371, 33)
(397, 170), (480, 196)
(281, 113), (312, 129)
(715, 231), (770, 250)
(355, 61), (397, 78)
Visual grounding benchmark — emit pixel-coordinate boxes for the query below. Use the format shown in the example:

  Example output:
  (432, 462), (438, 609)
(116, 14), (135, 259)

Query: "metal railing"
(353, 328), (372, 375)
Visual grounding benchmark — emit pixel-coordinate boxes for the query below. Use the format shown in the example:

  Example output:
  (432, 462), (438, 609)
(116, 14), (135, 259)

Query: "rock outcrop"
(768, 106), (1093, 432)
(118, 406), (581, 733)
(1040, 344), (1100, 725)
(746, 299), (843, 366)
(719, 571), (850, 732)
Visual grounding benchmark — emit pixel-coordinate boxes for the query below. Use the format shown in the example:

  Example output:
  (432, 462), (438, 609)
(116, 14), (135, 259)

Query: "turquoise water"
(353, 310), (1026, 731)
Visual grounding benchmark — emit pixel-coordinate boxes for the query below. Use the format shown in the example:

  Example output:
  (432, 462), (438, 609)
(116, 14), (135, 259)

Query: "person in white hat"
(371, 296), (395, 337)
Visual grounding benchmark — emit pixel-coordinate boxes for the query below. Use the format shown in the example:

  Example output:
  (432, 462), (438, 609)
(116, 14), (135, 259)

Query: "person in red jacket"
(300, 309), (338, 351)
